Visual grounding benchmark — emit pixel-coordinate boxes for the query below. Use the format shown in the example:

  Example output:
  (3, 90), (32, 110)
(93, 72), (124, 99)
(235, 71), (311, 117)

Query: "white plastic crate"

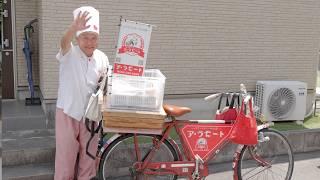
(106, 69), (166, 112)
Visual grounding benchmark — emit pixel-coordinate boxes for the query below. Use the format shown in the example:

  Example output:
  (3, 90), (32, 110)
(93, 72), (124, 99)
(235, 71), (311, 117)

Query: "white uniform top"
(56, 44), (109, 121)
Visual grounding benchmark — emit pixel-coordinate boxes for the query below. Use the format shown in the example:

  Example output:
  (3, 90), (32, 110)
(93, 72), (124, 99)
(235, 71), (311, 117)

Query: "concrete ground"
(1, 100), (2, 179)
(0, 158), (2, 180)
(1, 120), (2, 179)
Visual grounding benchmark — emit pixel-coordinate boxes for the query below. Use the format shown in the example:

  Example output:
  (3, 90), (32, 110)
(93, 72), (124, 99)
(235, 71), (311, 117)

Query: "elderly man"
(54, 6), (109, 180)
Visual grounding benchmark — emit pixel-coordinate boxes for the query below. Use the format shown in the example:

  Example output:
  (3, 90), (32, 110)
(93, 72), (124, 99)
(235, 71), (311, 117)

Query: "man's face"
(76, 32), (98, 57)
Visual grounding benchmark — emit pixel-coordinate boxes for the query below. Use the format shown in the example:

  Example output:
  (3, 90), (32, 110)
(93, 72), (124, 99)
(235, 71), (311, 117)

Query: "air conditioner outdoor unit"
(255, 81), (307, 121)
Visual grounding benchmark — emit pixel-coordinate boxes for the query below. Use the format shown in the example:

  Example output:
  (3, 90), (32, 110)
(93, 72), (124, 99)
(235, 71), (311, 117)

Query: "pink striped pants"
(54, 108), (98, 180)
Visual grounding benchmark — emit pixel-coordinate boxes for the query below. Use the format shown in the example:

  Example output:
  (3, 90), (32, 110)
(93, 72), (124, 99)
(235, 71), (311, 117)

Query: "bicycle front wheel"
(237, 128), (294, 180)
(98, 134), (178, 180)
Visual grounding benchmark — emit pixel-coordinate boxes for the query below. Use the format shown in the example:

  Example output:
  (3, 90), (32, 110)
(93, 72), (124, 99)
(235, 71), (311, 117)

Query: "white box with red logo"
(106, 69), (165, 112)
(113, 19), (152, 76)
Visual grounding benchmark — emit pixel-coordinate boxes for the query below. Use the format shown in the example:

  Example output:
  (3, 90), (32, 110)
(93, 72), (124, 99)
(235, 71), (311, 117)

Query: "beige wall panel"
(15, 0), (39, 87)
(34, 0), (320, 99)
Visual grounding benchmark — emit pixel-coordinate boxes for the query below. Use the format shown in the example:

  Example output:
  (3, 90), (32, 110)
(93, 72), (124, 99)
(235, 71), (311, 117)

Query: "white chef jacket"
(56, 44), (109, 121)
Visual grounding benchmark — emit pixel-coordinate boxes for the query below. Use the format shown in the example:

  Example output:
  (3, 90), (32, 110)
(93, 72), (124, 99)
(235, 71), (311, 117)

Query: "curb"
(282, 128), (320, 153)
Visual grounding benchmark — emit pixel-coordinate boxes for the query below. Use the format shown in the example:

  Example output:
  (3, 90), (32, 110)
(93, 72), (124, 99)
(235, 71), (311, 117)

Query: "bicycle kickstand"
(192, 154), (204, 179)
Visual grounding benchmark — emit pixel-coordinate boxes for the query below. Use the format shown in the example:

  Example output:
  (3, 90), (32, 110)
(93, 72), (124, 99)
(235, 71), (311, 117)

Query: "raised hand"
(60, 11), (92, 55)
(71, 11), (91, 32)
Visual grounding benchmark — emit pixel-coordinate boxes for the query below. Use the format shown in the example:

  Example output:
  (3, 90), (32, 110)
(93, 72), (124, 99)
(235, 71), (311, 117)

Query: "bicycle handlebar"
(204, 83), (251, 104)
(239, 83), (252, 104)
(243, 94), (252, 104)
(204, 93), (221, 101)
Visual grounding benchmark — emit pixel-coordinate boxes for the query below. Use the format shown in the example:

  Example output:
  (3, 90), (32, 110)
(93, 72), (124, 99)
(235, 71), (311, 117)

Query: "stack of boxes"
(102, 20), (166, 134)
(102, 68), (166, 134)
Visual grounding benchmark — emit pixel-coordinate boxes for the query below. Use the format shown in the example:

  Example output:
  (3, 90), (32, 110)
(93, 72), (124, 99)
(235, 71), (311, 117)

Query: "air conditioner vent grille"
(255, 81), (306, 121)
(255, 83), (264, 119)
(268, 88), (296, 119)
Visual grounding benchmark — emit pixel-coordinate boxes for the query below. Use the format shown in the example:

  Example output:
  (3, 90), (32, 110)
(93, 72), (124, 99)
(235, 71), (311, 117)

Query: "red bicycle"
(97, 85), (294, 180)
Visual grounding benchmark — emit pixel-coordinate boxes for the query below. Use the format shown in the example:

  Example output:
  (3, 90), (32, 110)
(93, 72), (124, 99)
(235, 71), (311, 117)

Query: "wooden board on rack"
(103, 127), (162, 135)
(102, 97), (166, 132)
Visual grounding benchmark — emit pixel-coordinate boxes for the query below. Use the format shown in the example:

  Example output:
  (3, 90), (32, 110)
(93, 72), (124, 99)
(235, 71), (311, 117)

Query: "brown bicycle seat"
(163, 104), (192, 117)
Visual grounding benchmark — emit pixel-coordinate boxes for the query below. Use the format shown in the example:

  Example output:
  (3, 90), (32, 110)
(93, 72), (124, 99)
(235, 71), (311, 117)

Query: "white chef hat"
(73, 6), (99, 37)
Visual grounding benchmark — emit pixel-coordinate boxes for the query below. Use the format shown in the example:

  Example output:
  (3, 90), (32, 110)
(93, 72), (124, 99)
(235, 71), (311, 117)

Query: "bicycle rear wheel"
(237, 128), (294, 180)
(98, 134), (178, 180)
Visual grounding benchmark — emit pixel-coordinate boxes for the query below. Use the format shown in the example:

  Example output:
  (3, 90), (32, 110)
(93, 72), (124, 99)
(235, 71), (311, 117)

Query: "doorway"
(1, 0), (15, 99)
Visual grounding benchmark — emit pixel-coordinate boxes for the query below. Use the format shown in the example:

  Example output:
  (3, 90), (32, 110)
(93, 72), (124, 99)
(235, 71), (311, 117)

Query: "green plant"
(303, 114), (320, 129)
(272, 121), (306, 131)
(317, 71), (320, 87)
(272, 114), (320, 131)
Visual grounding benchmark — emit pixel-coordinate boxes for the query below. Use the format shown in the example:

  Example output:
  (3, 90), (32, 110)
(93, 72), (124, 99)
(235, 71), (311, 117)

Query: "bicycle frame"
(135, 119), (234, 179)
(97, 118), (273, 180)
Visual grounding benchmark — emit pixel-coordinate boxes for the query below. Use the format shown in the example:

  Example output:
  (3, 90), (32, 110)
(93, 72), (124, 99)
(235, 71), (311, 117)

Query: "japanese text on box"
(114, 19), (152, 76)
